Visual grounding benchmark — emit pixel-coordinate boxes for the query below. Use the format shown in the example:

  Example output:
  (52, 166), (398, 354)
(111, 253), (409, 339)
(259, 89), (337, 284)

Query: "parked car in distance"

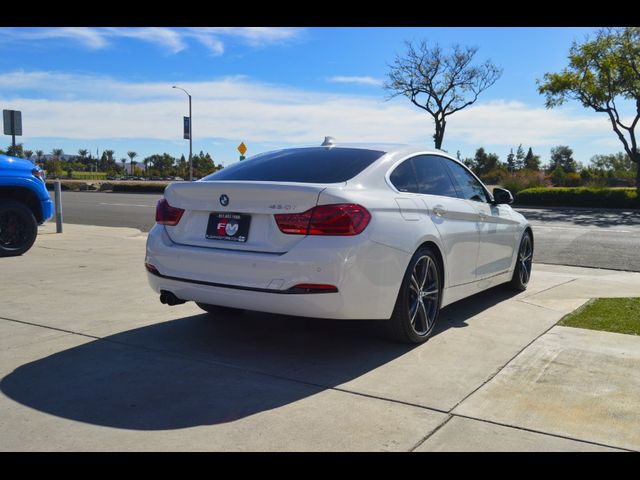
(146, 142), (533, 344)
(0, 154), (54, 257)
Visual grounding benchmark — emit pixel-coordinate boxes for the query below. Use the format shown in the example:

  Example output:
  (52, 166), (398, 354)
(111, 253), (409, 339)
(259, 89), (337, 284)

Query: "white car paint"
(146, 144), (530, 320)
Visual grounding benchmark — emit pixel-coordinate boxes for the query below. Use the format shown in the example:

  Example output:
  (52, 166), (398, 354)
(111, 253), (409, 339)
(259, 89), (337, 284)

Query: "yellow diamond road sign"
(237, 142), (247, 156)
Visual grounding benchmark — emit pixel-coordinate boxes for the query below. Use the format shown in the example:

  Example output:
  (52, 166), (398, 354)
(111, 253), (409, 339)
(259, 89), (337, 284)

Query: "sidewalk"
(1, 223), (639, 451)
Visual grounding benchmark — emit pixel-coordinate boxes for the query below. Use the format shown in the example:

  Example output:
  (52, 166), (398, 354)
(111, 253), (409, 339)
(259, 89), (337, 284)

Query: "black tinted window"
(413, 155), (458, 198)
(389, 159), (418, 193)
(204, 147), (384, 183)
(444, 160), (489, 203)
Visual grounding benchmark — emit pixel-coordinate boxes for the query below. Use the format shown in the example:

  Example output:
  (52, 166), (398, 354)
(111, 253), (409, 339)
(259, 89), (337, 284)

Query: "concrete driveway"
(1, 223), (639, 451)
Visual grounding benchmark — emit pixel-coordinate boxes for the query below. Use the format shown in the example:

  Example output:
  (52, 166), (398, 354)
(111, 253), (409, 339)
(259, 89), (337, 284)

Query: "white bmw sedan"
(146, 142), (533, 343)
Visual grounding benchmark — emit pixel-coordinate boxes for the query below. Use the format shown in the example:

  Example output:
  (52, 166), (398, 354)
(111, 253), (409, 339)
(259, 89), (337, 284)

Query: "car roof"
(278, 143), (454, 158)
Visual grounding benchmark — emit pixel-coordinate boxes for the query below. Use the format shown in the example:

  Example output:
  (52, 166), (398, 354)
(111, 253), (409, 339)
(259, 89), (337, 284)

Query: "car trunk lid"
(163, 180), (326, 253)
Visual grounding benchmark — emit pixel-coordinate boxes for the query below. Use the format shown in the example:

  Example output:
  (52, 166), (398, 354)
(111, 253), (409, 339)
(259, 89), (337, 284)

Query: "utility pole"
(173, 86), (193, 181)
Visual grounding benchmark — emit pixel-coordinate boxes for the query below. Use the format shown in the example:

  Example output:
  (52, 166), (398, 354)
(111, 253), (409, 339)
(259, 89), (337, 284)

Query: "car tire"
(196, 302), (244, 316)
(0, 200), (38, 258)
(508, 231), (533, 291)
(387, 246), (442, 344)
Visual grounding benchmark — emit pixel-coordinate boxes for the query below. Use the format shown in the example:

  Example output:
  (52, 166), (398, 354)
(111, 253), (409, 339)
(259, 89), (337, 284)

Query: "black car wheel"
(0, 200), (38, 257)
(508, 231), (533, 291)
(387, 246), (442, 344)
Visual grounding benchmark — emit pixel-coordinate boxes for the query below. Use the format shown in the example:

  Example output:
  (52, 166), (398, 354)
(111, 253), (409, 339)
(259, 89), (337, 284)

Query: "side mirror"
(492, 187), (514, 205)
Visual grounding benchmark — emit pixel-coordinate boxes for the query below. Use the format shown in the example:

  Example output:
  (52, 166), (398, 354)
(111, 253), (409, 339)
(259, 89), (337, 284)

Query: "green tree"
(548, 145), (578, 173)
(77, 149), (89, 168)
(192, 151), (217, 177)
(51, 148), (64, 161)
(143, 157), (150, 177)
(6, 143), (24, 157)
(506, 148), (516, 172)
(385, 41), (502, 149)
(524, 147), (541, 170)
(538, 27), (640, 191)
(463, 157), (476, 170)
(103, 150), (117, 172)
(35, 149), (44, 166)
(515, 144), (526, 170)
(177, 154), (187, 178)
(550, 165), (568, 186)
(145, 153), (175, 176)
(50, 148), (64, 177)
(99, 152), (109, 172)
(590, 152), (636, 173)
(24, 149), (33, 161)
(472, 147), (501, 176)
(127, 151), (138, 175)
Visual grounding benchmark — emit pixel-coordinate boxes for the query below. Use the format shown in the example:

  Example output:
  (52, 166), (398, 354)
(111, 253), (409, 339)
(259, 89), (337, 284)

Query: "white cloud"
(0, 71), (619, 157)
(105, 27), (186, 54)
(0, 27), (302, 55)
(327, 76), (383, 87)
(11, 27), (109, 49)
(187, 27), (301, 46)
(448, 100), (611, 146)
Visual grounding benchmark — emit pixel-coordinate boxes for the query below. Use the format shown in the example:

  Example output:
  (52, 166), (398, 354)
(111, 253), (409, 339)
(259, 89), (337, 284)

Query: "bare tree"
(385, 41), (502, 149)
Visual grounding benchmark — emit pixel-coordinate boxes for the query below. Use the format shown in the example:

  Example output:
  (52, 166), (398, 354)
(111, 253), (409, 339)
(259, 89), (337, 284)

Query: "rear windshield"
(203, 147), (385, 183)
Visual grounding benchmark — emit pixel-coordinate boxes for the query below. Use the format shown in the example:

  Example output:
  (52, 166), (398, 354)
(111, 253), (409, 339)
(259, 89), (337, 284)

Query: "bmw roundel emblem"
(219, 194), (229, 206)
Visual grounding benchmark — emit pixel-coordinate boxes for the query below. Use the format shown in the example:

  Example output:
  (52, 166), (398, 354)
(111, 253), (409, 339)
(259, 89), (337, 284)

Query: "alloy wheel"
(518, 235), (533, 286)
(407, 255), (439, 336)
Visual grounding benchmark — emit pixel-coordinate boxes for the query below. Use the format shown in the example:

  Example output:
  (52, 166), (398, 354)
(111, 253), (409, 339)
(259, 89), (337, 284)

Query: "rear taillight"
(275, 203), (371, 236)
(156, 198), (184, 226)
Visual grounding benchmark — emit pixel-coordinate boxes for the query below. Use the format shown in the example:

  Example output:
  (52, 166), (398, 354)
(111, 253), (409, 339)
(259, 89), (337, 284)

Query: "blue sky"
(0, 26), (624, 167)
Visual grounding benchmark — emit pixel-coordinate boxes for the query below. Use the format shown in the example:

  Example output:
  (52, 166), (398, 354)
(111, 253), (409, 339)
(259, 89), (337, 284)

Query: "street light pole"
(172, 85), (193, 181)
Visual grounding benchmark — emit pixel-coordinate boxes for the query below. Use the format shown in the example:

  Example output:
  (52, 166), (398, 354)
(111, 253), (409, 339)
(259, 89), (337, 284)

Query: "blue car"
(0, 154), (54, 256)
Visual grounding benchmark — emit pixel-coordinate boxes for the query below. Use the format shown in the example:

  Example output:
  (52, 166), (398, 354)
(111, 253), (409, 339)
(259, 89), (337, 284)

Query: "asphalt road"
(54, 191), (640, 272)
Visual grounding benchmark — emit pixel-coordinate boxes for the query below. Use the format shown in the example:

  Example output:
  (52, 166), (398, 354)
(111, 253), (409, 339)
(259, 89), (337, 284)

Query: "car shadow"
(1, 286), (518, 431)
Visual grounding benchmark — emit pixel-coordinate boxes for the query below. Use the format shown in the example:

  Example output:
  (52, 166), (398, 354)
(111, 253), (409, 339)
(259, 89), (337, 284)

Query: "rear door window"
(412, 155), (459, 198)
(389, 159), (419, 193)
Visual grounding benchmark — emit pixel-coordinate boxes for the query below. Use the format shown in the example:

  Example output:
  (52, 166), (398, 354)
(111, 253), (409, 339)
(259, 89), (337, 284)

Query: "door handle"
(432, 205), (446, 217)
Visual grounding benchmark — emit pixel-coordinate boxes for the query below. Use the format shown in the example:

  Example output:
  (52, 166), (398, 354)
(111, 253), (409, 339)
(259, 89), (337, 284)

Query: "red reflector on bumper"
(288, 283), (339, 293)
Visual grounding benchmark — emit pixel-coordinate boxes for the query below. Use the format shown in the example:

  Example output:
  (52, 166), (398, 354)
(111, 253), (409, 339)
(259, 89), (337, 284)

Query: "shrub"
(111, 182), (167, 193)
(70, 171), (107, 180)
(480, 167), (508, 185)
(565, 172), (582, 187)
(45, 181), (78, 191)
(515, 187), (638, 208)
(549, 165), (567, 186)
(499, 170), (547, 194)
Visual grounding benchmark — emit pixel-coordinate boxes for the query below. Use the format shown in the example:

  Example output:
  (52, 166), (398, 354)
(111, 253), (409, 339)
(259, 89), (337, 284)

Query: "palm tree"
(127, 151), (137, 177)
(78, 148), (88, 163)
(103, 149), (115, 172)
(51, 148), (64, 161)
(121, 158), (127, 175)
(24, 149), (34, 162)
(51, 148), (64, 178)
(144, 158), (150, 177)
(35, 149), (44, 166)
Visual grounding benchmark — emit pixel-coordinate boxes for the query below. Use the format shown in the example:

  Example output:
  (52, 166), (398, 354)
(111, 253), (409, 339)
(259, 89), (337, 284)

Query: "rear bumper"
(145, 224), (410, 320)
